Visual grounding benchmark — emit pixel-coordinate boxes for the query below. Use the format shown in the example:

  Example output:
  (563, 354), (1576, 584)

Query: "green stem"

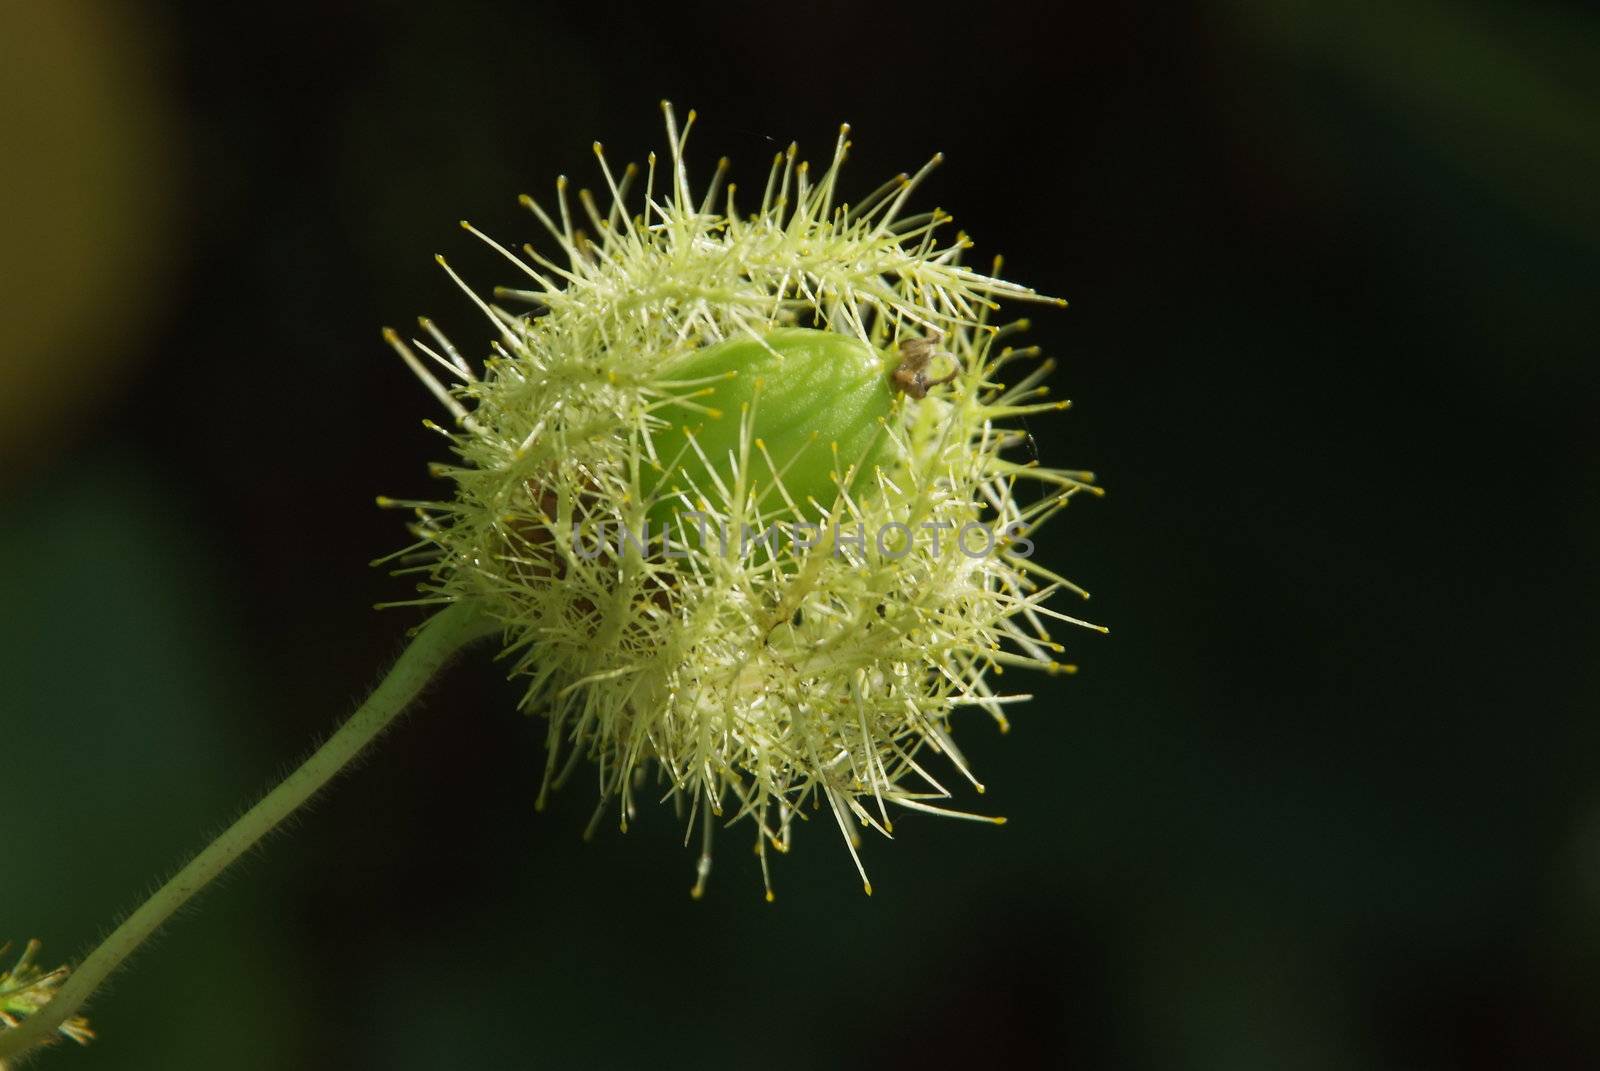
(0, 600), (497, 1061)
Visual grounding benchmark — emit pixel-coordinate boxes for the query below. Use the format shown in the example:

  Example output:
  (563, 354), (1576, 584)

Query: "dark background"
(3, 1), (1597, 1067)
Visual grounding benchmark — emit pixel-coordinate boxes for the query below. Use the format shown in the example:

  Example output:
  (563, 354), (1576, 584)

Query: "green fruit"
(646, 328), (896, 526)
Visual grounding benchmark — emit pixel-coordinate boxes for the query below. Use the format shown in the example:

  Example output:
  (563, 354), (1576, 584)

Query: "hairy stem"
(0, 600), (497, 1061)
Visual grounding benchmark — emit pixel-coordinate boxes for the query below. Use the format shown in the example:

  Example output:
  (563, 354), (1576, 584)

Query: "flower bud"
(645, 327), (896, 526)
(382, 104), (1103, 897)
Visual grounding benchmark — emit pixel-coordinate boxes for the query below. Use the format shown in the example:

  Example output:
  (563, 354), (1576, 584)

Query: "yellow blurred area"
(0, 0), (178, 474)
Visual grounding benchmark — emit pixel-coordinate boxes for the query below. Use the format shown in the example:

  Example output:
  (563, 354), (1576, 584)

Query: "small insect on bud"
(891, 330), (961, 400)
(382, 103), (1103, 899)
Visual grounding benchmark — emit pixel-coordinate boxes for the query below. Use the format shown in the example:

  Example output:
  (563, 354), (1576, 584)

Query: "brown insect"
(892, 331), (959, 399)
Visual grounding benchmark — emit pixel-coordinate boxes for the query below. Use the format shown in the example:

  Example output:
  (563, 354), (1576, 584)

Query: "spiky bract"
(382, 104), (1101, 897)
(0, 940), (92, 1048)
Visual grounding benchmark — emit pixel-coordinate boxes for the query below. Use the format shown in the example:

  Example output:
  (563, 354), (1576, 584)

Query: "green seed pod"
(646, 327), (897, 526)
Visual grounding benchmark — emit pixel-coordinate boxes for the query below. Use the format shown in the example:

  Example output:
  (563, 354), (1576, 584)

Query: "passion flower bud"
(382, 103), (1104, 898)
(645, 327), (897, 525)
